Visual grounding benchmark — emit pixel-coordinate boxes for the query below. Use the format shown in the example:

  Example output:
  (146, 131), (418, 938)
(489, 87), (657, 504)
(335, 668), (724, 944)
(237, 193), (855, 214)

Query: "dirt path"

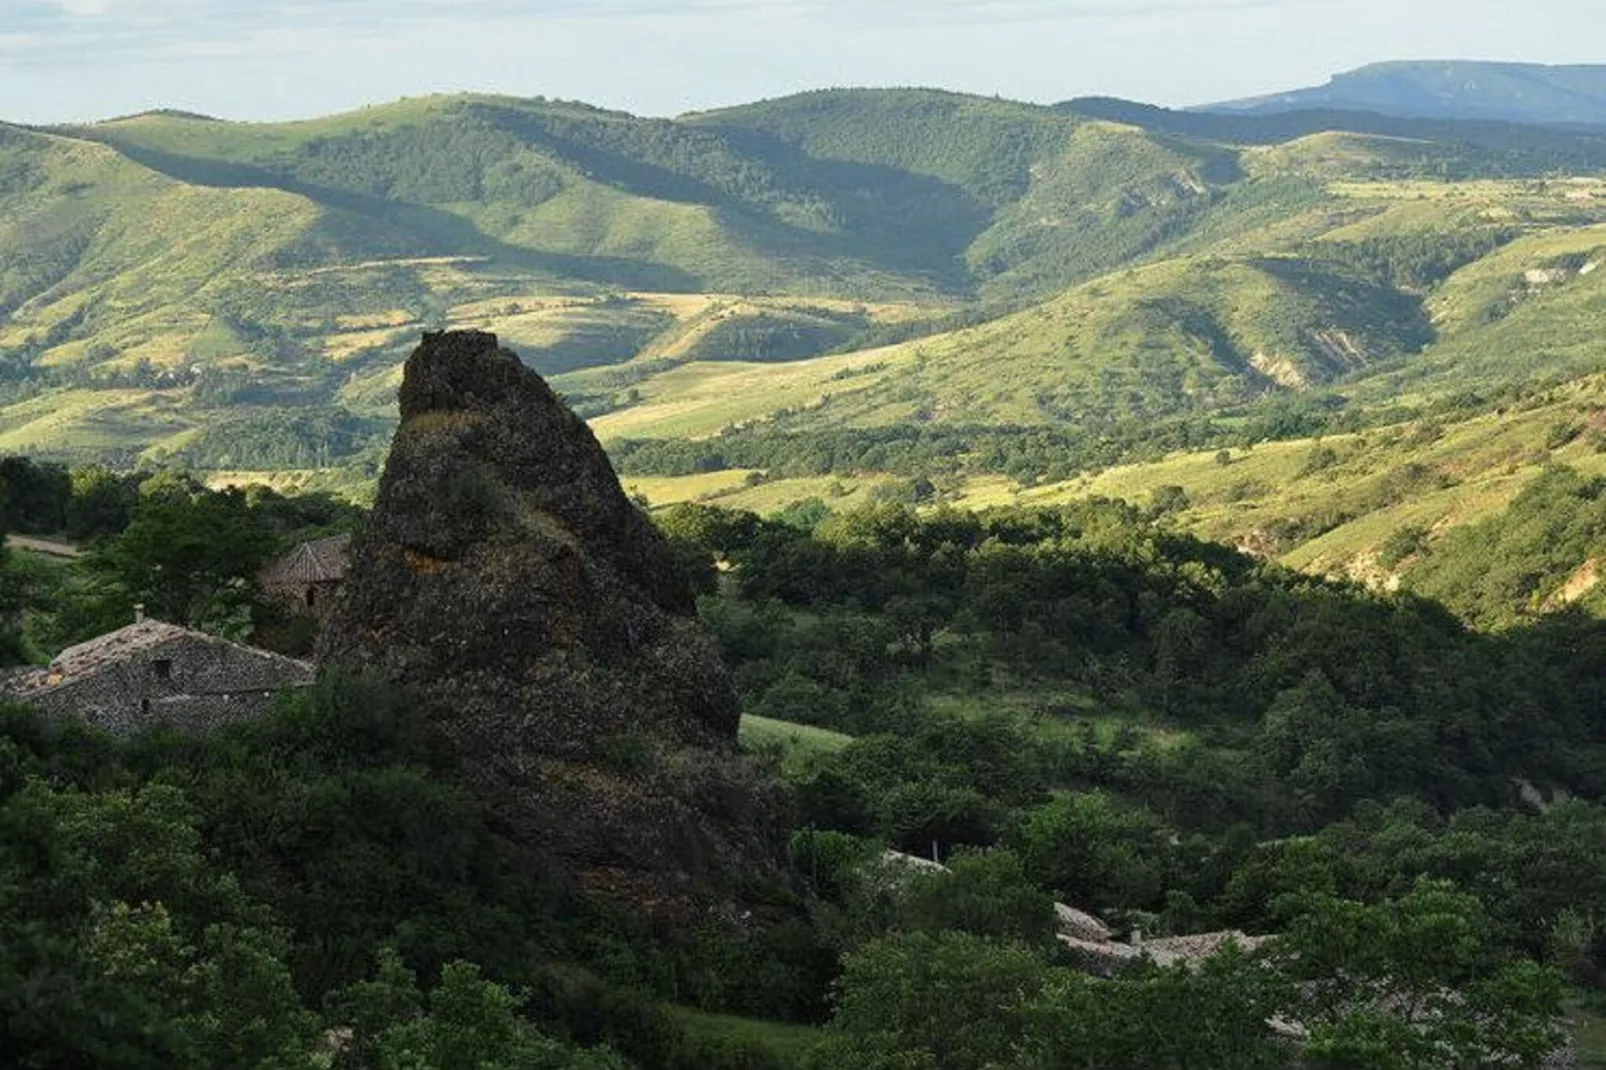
(7, 535), (82, 558)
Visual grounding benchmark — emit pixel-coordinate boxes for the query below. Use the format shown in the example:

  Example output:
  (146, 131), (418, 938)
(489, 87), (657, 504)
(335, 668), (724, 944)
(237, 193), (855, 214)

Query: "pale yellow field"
(627, 471), (900, 513)
(336, 310), (416, 330)
(624, 470), (762, 505)
(589, 346), (913, 441)
(325, 325), (418, 362)
(710, 475), (900, 513)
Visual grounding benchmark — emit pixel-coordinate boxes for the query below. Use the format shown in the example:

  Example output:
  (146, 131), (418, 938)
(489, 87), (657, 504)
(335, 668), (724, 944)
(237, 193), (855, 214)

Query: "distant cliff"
(1205, 61), (1606, 128)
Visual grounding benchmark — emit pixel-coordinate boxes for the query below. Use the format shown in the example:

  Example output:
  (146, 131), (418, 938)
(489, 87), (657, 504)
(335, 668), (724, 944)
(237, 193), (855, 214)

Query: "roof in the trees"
(260, 534), (352, 587)
(1055, 902), (1114, 943)
(3, 619), (314, 700)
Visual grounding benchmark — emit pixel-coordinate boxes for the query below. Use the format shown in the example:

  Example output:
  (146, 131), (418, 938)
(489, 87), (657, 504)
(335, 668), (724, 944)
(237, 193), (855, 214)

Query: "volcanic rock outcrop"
(320, 330), (784, 908)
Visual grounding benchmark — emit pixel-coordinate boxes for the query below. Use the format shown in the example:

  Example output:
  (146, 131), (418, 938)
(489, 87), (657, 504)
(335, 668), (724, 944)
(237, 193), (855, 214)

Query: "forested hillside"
(7, 85), (1606, 621)
(5, 457), (1606, 1068)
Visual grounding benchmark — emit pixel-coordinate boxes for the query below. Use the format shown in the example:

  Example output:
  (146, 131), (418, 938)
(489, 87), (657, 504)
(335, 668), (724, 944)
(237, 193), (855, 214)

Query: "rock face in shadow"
(320, 330), (784, 911)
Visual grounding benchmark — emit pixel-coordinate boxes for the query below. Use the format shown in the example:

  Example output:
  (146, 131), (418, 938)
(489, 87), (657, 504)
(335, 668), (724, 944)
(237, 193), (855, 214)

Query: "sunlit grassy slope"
(568, 252), (1431, 437)
(655, 377), (1606, 617)
(6, 88), (1606, 589)
(558, 178), (1605, 438)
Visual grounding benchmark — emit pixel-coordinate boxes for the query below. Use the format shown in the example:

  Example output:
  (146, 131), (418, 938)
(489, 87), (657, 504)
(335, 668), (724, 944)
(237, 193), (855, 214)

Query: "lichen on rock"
(320, 330), (785, 910)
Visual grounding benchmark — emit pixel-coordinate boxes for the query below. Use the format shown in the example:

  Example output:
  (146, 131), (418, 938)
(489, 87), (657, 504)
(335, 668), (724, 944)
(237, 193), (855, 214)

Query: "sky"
(1, 0), (1603, 124)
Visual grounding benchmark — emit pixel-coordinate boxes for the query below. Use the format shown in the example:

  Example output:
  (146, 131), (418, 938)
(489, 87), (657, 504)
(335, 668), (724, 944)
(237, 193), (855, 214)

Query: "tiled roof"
(1138, 931), (1267, 966)
(1057, 928), (1267, 968)
(1059, 935), (1143, 961)
(260, 534), (351, 587)
(1055, 903), (1114, 943)
(879, 849), (948, 872)
(3, 619), (314, 699)
(22, 620), (193, 690)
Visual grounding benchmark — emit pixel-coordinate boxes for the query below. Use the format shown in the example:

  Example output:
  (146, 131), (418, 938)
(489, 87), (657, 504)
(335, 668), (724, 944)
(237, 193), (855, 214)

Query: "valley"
(6, 96), (1606, 588)
(11, 50), (1606, 1070)
(10, 84), (1606, 627)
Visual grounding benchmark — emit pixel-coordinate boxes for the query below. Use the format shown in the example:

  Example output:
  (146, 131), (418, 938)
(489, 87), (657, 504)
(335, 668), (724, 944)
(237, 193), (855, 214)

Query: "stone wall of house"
(24, 634), (313, 737)
(52, 690), (287, 736)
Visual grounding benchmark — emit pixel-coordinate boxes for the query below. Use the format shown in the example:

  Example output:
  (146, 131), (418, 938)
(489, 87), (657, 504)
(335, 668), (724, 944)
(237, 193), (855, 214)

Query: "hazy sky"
(2, 0), (1603, 123)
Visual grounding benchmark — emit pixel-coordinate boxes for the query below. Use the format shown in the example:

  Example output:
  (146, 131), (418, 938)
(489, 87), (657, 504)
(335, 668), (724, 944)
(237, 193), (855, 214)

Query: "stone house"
(1058, 924), (1267, 976)
(1, 615), (315, 736)
(880, 851), (1264, 973)
(260, 533), (351, 613)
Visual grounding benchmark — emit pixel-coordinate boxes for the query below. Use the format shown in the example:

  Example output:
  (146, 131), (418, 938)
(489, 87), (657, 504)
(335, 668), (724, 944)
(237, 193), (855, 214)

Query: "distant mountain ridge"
(1205, 61), (1606, 129)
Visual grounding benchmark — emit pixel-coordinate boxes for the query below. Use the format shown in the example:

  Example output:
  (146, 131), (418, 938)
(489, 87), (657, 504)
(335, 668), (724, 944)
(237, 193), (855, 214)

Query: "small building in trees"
(0, 614), (315, 736)
(259, 534), (351, 613)
(1057, 926), (1268, 976)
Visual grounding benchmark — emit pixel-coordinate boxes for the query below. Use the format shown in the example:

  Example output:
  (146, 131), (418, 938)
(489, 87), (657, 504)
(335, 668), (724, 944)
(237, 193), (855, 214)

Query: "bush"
(1547, 420), (1585, 450)
(1379, 524), (1430, 568)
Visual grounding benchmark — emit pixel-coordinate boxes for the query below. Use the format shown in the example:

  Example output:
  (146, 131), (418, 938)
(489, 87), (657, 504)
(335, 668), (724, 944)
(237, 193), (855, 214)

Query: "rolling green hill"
(571, 174), (1606, 445)
(589, 251), (1430, 435)
(9, 84), (1606, 611)
(616, 370), (1606, 631)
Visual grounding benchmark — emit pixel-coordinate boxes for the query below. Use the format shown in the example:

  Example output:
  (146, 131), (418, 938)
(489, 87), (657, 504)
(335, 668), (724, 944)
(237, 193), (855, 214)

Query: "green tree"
(0, 540), (28, 666)
(1271, 879), (1565, 1070)
(0, 455), (71, 534)
(1028, 948), (1286, 1070)
(898, 848), (1056, 946)
(823, 932), (1047, 1070)
(64, 465), (140, 542)
(82, 903), (313, 1070)
(0, 780), (315, 1069)
(330, 951), (625, 1070)
(80, 483), (276, 637)
(877, 780), (1004, 857)
(1014, 792), (1172, 910)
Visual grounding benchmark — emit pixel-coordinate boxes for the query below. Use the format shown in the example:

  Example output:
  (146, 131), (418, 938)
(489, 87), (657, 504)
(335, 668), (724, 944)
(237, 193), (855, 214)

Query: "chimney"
(1131, 928), (1143, 949)
(134, 604), (145, 624)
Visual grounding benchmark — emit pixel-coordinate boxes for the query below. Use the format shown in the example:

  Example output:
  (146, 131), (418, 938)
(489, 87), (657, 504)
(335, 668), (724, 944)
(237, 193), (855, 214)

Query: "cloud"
(0, 0), (1318, 88)
(796, 0), (1299, 19)
(5, 0), (1305, 51)
(49, 0), (114, 14)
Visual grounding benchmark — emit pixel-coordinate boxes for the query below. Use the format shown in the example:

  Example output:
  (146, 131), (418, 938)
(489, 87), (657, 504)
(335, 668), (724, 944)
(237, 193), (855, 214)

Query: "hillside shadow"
(476, 105), (988, 291)
(64, 132), (703, 292)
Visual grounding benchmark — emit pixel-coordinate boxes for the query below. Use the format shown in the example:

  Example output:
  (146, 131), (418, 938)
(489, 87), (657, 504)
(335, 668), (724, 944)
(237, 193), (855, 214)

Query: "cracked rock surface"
(321, 330), (785, 912)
